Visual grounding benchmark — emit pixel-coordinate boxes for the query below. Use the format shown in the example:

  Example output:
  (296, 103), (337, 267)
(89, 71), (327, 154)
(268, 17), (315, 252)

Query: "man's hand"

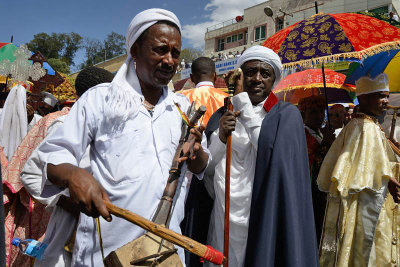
(179, 125), (209, 174)
(219, 110), (241, 144)
(179, 125), (206, 162)
(47, 163), (112, 221)
(223, 69), (243, 96)
(389, 176), (400, 203)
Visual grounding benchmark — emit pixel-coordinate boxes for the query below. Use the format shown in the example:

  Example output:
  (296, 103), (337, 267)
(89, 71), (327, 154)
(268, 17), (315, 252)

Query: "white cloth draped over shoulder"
(36, 8), (209, 266)
(0, 84), (27, 159)
(204, 92), (266, 267)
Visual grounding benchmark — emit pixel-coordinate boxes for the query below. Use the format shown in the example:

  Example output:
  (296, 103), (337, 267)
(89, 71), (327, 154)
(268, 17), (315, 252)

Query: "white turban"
(125, 8), (181, 55)
(105, 8), (181, 124)
(238, 45), (283, 85)
(356, 73), (389, 96)
(41, 91), (57, 107)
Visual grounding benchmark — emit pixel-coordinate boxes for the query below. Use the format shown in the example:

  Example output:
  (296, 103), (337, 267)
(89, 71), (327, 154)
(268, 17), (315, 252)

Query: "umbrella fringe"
(274, 83), (355, 93)
(282, 41), (400, 70)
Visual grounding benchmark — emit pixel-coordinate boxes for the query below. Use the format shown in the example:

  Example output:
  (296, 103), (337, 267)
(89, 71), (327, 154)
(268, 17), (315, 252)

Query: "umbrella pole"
(321, 63), (331, 129)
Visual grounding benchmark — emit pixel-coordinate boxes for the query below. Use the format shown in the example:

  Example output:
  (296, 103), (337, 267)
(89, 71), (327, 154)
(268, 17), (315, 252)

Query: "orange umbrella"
(274, 68), (355, 105)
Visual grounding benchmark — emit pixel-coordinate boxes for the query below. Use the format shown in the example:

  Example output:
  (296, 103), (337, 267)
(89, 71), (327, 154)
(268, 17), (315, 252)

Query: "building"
(204, 0), (399, 58)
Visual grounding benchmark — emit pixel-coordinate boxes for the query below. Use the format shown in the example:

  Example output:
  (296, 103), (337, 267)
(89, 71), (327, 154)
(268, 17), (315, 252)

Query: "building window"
(227, 36), (232, 43)
(217, 38), (225, 51)
(276, 17), (284, 32)
(232, 35), (238, 42)
(254, 25), (266, 42)
(238, 33), (243, 40)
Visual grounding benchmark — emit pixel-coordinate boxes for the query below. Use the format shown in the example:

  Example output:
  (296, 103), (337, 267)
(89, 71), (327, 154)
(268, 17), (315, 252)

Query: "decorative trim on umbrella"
(274, 83), (355, 93)
(282, 41), (400, 69)
(263, 13), (400, 70)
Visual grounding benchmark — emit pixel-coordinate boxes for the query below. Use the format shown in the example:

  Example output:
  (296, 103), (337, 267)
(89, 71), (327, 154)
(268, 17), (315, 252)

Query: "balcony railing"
(207, 18), (240, 32)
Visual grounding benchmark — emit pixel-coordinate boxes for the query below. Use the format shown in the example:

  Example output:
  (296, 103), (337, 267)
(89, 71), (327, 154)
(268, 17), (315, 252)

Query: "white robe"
(204, 92), (265, 267)
(36, 84), (209, 266)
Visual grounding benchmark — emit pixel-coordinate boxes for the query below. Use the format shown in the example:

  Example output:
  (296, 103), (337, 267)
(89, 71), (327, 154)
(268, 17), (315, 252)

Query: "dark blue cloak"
(181, 101), (319, 267)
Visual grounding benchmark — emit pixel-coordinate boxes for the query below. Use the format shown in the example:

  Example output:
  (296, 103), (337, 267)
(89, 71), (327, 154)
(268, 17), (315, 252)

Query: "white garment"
(334, 127), (342, 138)
(37, 84), (208, 266)
(27, 113), (43, 132)
(0, 84), (27, 159)
(22, 114), (91, 267)
(195, 81), (214, 88)
(205, 92), (265, 267)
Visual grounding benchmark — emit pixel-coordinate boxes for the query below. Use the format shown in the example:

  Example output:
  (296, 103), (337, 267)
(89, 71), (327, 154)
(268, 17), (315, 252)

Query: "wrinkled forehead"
(135, 22), (181, 45)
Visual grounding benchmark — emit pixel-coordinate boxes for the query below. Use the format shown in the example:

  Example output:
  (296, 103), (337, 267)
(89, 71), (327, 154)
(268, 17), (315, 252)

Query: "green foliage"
(179, 48), (203, 63)
(80, 32), (125, 69)
(48, 58), (70, 74)
(27, 32), (83, 66)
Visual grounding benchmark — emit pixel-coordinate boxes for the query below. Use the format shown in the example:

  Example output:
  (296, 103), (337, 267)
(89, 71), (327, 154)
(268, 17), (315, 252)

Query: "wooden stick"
(387, 105), (400, 140)
(105, 201), (225, 265)
(224, 98), (232, 267)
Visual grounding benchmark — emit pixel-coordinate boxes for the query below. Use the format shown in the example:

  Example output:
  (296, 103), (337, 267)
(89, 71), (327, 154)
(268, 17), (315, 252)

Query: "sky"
(1, 0), (266, 71)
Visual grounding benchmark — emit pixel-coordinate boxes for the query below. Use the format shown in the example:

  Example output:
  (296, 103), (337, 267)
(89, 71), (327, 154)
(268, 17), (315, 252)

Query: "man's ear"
(130, 44), (138, 60)
(213, 72), (217, 84)
(190, 73), (195, 85)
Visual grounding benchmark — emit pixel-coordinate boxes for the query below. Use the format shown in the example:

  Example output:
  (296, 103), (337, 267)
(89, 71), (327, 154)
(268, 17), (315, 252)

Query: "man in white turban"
(318, 73), (400, 266)
(183, 45), (319, 267)
(35, 8), (209, 266)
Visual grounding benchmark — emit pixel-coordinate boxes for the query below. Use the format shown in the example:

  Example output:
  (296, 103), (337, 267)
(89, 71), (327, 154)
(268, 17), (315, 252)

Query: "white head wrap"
(41, 91), (57, 107)
(356, 73), (389, 96)
(238, 45), (283, 86)
(105, 8), (181, 123)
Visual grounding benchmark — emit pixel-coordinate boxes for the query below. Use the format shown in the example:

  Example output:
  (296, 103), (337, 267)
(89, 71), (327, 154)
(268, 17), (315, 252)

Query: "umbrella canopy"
(274, 68), (355, 93)
(0, 43), (19, 63)
(274, 68), (355, 105)
(345, 49), (400, 92)
(263, 13), (400, 69)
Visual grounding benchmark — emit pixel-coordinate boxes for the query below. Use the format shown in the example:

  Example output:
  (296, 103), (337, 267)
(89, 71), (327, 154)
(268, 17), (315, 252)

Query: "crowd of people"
(0, 7), (399, 267)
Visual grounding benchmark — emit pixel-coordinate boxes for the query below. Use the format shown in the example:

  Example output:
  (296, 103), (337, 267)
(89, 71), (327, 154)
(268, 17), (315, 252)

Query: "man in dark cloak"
(182, 45), (319, 266)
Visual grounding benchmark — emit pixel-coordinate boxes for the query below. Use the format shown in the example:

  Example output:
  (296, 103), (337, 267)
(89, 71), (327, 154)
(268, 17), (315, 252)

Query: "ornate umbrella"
(274, 68), (355, 105)
(263, 13), (400, 69)
(345, 49), (400, 92)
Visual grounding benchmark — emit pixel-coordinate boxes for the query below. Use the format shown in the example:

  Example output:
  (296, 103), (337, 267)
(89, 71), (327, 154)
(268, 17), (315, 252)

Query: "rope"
(96, 218), (105, 264)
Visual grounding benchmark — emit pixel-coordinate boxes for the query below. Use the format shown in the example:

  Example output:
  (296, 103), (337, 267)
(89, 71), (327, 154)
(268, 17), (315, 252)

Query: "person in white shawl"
(0, 84), (27, 159)
(35, 8), (209, 266)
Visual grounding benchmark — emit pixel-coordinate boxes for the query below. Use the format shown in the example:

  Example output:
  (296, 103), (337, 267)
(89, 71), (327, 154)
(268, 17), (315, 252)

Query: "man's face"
(304, 107), (325, 130)
(241, 60), (275, 105)
(132, 23), (181, 91)
(344, 108), (353, 124)
(41, 102), (53, 115)
(359, 91), (389, 117)
(328, 107), (345, 129)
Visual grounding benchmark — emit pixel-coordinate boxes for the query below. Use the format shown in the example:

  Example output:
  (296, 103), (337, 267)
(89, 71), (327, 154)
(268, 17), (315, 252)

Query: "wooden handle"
(105, 201), (226, 265)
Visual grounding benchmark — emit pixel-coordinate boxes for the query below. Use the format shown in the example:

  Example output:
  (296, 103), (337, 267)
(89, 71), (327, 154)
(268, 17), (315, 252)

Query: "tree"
(27, 32), (83, 67)
(179, 48), (203, 64)
(79, 38), (104, 69)
(47, 58), (70, 74)
(80, 32), (125, 69)
(104, 32), (125, 59)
